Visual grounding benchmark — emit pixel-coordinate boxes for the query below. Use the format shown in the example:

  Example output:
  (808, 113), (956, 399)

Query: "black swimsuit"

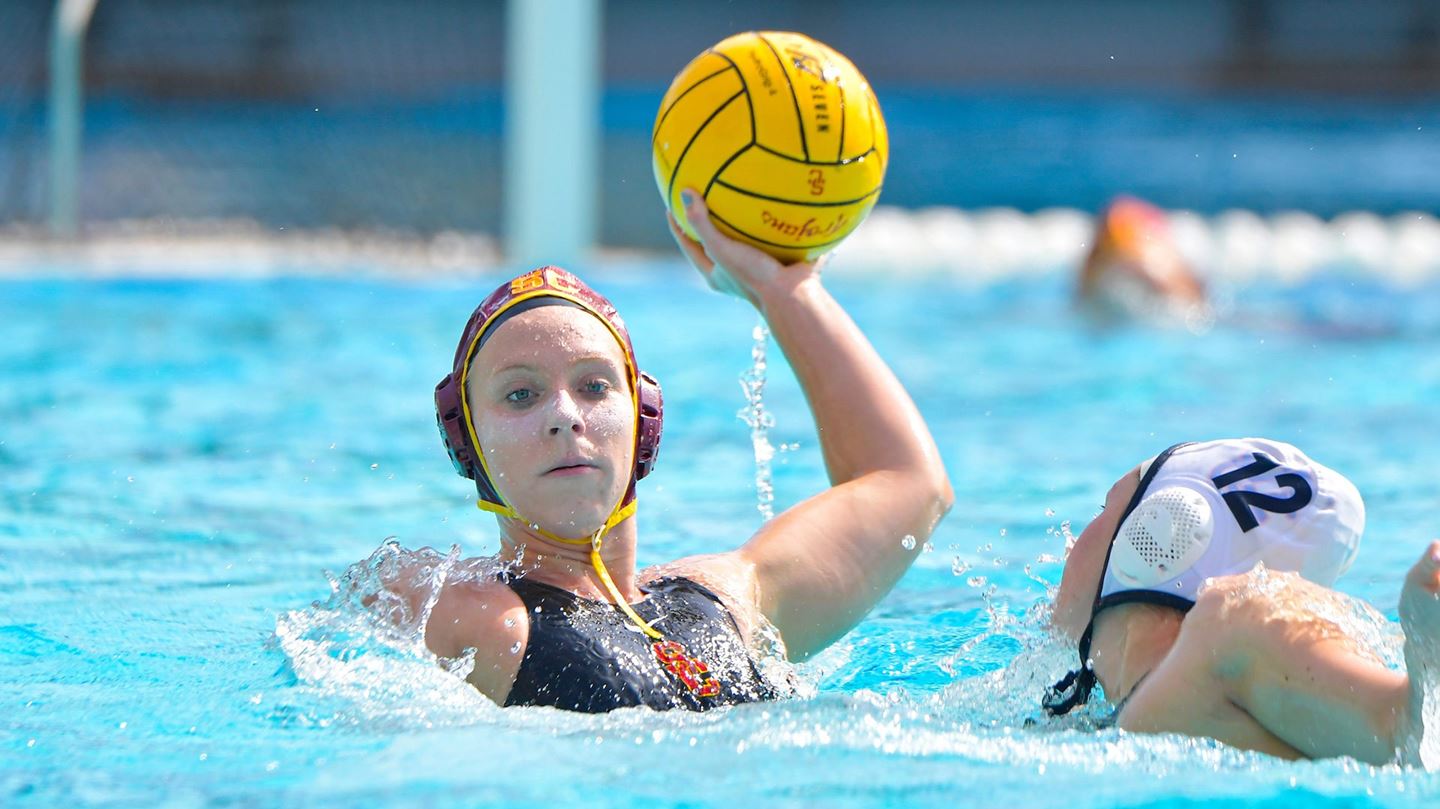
(500, 574), (778, 712)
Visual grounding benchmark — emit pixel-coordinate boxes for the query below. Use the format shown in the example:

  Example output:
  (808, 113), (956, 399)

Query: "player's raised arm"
(671, 191), (953, 660)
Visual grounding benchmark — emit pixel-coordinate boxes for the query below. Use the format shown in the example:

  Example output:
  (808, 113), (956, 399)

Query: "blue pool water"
(4, 264), (1440, 807)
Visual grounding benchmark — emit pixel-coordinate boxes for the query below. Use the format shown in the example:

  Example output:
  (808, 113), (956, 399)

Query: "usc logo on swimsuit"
(652, 640), (722, 698)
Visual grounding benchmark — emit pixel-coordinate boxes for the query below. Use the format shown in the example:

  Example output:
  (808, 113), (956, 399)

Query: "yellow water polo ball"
(653, 31), (889, 265)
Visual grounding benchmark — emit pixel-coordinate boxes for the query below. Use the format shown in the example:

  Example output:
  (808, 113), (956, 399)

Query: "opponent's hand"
(667, 188), (823, 309)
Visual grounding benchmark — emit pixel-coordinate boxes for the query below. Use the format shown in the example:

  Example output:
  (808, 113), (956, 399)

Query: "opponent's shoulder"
(1177, 570), (1267, 646)
(1177, 567), (1333, 674)
(1189, 566), (1321, 621)
(1118, 584), (1257, 729)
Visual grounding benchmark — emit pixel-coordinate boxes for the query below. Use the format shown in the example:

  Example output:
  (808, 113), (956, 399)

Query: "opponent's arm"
(1183, 573), (1409, 764)
(670, 191), (953, 660)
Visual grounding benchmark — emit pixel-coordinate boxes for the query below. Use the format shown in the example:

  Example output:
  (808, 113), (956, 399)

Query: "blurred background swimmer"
(1076, 195), (1209, 323)
(1044, 438), (1438, 766)
(376, 190), (951, 713)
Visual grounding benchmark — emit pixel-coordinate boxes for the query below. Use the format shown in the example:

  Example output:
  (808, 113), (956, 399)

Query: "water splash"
(737, 319), (777, 522)
(933, 518), (1139, 728)
(271, 541), (499, 728)
(750, 609), (807, 698)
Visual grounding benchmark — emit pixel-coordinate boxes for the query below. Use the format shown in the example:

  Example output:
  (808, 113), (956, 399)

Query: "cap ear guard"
(1108, 486), (1215, 589)
(635, 371), (663, 480)
(434, 371), (508, 505)
(434, 372), (474, 478)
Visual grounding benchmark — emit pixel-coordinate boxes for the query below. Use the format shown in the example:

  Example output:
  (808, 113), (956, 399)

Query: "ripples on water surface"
(3, 265), (1440, 807)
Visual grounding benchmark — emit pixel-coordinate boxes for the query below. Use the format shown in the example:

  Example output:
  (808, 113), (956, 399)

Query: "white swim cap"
(1099, 438), (1365, 607)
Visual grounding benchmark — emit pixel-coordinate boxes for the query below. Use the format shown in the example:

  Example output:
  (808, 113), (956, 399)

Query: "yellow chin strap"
(478, 498), (662, 640)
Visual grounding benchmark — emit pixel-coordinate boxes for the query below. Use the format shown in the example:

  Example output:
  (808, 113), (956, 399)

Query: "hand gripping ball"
(653, 31), (888, 264)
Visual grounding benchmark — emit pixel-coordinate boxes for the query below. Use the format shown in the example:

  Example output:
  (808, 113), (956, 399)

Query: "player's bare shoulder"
(423, 576), (528, 702)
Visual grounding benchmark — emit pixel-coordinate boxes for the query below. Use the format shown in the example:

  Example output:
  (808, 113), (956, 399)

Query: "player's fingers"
(1423, 540), (1440, 570)
(1405, 541), (1440, 594)
(667, 211), (714, 273)
(681, 189), (782, 272)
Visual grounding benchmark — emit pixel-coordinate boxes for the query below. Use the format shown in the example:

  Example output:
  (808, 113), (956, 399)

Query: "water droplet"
(1044, 508), (1055, 517)
(27, 739), (36, 748)
(951, 557), (971, 576)
(922, 541), (934, 553)
(504, 617), (516, 628)
(998, 528), (1007, 537)
(510, 641), (522, 654)
(370, 463), (379, 470)
(900, 535), (917, 550)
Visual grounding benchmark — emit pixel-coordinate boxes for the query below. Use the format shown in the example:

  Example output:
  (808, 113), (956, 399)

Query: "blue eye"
(506, 388), (534, 404)
(583, 379), (612, 396)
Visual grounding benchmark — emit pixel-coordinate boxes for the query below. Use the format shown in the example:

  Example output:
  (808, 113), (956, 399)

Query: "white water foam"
(271, 541), (499, 729)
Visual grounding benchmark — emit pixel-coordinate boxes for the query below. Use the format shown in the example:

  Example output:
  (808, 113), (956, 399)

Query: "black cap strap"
(1043, 620), (1098, 715)
(1042, 441), (1193, 717)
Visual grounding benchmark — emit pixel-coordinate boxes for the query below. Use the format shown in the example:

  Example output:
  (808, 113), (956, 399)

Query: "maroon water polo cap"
(433, 266), (664, 520)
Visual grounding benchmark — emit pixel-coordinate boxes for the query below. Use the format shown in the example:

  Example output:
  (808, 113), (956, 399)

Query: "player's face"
(467, 306), (636, 537)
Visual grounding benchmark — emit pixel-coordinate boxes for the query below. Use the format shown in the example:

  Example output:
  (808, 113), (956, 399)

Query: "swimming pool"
(4, 262), (1439, 807)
